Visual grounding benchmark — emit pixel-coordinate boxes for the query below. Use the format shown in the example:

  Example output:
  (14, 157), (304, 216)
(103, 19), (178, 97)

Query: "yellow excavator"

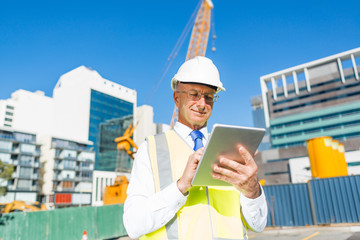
(0, 200), (47, 214)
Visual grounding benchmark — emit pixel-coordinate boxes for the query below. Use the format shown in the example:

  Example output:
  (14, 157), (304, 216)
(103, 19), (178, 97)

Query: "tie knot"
(190, 130), (203, 141)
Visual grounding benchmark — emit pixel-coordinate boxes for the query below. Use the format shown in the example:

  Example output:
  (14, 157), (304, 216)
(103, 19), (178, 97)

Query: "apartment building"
(0, 127), (41, 203)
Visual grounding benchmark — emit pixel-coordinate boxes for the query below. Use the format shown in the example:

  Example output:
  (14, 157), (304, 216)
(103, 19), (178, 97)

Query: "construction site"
(1, 0), (360, 239)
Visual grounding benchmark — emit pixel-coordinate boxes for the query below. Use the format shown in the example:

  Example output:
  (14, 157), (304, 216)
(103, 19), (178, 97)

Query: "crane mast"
(170, 0), (214, 128)
(186, 0), (213, 61)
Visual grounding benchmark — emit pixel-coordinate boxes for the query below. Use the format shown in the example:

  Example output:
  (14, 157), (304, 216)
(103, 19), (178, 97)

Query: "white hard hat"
(171, 56), (225, 93)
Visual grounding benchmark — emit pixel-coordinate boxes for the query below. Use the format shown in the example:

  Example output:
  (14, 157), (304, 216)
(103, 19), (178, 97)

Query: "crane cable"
(144, 0), (203, 104)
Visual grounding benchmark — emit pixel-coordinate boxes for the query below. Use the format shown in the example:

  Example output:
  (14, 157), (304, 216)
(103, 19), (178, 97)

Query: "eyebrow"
(187, 89), (216, 93)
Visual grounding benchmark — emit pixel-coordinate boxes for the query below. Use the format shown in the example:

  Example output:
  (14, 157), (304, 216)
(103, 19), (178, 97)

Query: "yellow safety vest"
(140, 130), (248, 240)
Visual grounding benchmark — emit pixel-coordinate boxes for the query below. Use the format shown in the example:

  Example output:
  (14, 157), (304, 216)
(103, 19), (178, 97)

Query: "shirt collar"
(174, 121), (209, 140)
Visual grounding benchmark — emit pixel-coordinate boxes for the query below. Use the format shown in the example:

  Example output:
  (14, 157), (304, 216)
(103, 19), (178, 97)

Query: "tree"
(0, 160), (14, 196)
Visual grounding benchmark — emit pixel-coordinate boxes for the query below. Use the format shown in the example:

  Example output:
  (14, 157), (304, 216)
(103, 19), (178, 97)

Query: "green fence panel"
(0, 211), (48, 240)
(0, 205), (127, 240)
(96, 204), (127, 239)
(48, 206), (97, 240)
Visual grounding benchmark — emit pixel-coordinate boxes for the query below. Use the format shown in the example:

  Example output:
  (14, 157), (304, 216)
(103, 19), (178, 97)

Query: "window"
(0, 141), (12, 151)
(17, 180), (31, 189)
(62, 181), (73, 189)
(19, 167), (32, 177)
(63, 160), (75, 169)
(303, 118), (319, 124)
(5, 112), (13, 116)
(6, 105), (14, 110)
(4, 118), (12, 122)
(20, 144), (36, 153)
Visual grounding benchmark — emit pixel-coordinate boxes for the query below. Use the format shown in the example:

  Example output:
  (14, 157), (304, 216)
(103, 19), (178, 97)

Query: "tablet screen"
(191, 124), (265, 186)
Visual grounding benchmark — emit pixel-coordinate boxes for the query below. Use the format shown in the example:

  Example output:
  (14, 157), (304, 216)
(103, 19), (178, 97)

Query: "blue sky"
(1, 0), (360, 129)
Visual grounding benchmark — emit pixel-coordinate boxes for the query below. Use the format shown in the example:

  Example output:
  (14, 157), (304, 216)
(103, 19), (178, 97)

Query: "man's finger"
(239, 146), (255, 165)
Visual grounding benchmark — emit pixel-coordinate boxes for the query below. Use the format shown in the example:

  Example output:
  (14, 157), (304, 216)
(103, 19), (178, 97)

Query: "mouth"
(191, 109), (206, 115)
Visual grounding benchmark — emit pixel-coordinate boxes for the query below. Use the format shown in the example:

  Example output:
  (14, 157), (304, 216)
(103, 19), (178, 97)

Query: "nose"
(196, 94), (207, 108)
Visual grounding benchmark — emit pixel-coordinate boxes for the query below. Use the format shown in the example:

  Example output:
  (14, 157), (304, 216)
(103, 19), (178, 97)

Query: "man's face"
(173, 82), (215, 130)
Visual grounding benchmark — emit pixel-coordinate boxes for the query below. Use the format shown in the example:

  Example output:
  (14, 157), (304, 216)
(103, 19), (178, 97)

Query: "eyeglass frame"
(175, 89), (219, 103)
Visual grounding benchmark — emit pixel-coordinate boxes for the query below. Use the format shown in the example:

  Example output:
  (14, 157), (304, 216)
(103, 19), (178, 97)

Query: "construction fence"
(264, 175), (360, 227)
(0, 204), (126, 240)
(1, 175), (360, 239)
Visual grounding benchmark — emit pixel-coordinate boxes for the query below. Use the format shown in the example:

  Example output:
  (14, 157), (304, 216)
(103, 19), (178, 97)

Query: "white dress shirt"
(123, 122), (267, 239)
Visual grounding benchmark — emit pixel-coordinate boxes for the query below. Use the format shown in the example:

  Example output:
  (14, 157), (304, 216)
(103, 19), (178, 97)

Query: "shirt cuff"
(239, 185), (267, 232)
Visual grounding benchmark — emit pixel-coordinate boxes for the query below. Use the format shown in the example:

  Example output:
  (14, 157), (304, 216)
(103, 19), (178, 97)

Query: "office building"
(250, 95), (270, 151)
(255, 47), (360, 184)
(260, 47), (360, 148)
(0, 127), (41, 203)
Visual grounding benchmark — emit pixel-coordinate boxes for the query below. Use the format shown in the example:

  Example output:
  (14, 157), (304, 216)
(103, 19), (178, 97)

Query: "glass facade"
(89, 89), (133, 170)
(270, 101), (360, 148)
(98, 115), (133, 171)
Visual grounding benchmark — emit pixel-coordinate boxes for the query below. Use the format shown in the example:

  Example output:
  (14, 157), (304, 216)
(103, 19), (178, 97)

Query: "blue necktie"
(190, 130), (204, 151)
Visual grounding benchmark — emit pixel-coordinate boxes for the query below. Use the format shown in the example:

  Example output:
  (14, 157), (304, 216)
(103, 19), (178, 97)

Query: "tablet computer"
(191, 124), (265, 186)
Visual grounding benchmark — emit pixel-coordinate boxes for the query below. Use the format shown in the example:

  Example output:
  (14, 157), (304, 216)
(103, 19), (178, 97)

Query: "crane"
(107, 0), (216, 205)
(170, 0), (215, 128)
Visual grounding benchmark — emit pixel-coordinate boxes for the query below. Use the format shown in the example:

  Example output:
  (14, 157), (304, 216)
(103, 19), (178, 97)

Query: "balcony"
(76, 166), (93, 171)
(63, 165), (76, 170)
(7, 185), (16, 190)
(62, 177), (76, 182)
(75, 176), (93, 182)
(31, 173), (39, 180)
(19, 161), (32, 167)
(11, 148), (20, 154)
(18, 174), (32, 179)
(0, 147), (11, 153)
(33, 162), (40, 168)
(54, 165), (64, 170)
(0, 133), (15, 141)
(53, 174), (63, 181)
(78, 158), (95, 162)
(11, 172), (19, 178)
(16, 186), (32, 191)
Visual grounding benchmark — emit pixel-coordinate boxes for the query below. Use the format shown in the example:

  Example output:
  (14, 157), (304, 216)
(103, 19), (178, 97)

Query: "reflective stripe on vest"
(141, 130), (248, 240)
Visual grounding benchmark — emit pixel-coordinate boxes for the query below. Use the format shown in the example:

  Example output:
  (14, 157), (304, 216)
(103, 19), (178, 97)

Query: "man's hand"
(212, 145), (261, 199)
(177, 147), (204, 195)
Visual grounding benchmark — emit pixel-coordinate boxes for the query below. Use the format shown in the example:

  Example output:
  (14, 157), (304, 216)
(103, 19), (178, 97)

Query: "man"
(123, 56), (267, 240)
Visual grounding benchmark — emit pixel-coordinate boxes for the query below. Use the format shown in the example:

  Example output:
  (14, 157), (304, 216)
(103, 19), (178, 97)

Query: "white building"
(134, 105), (156, 146)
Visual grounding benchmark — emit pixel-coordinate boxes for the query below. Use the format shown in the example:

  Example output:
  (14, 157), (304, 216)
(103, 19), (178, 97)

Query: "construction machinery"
(102, 175), (129, 205)
(0, 200), (47, 214)
(114, 123), (138, 160)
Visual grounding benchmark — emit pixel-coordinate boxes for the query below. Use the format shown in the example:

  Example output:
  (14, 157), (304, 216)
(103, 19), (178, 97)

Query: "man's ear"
(173, 91), (180, 108)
